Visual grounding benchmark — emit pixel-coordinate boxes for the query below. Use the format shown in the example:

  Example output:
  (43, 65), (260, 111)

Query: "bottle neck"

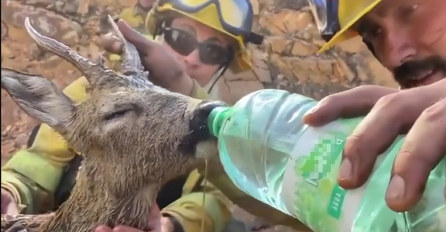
(208, 106), (232, 137)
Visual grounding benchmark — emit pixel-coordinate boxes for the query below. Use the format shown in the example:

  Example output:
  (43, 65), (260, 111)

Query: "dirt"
(0, 111), (36, 166)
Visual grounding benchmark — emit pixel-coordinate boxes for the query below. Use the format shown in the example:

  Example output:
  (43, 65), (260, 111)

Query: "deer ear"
(1, 68), (75, 129)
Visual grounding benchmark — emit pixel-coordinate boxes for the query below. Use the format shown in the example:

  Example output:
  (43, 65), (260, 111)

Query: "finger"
(303, 86), (397, 127)
(148, 203), (161, 230)
(339, 85), (446, 189)
(1, 189), (19, 214)
(100, 33), (123, 54)
(95, 225), (113, 232)
(114, 19), (188, 92)
(116, 20), (155, 55)
(386, 98), (446, 212)
(113, 225), (145, 232)
(6, 202), (19, 214)
(444, 185), (446, 202)
(148, 203), (161, 221)
(1, 204), (18, 214)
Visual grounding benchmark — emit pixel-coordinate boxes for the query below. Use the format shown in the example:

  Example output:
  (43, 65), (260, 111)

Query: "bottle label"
(281, 119), (446, 232)
(281, 119), (362, 232)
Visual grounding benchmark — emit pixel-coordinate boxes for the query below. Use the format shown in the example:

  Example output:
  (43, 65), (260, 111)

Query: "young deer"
(0, 16), (224, 232)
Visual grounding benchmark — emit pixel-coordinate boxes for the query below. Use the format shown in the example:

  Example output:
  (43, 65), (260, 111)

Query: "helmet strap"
(362, 38), (376, 58)
(207, 49), (235, 94)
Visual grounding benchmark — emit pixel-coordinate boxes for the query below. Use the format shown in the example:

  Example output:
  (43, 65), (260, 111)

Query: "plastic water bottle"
(208, 89), (446, 232)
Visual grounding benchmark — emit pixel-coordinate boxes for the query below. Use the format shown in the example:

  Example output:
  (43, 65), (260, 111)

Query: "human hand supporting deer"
(94, 202), (168, 232)
(100, 19), (194, 96)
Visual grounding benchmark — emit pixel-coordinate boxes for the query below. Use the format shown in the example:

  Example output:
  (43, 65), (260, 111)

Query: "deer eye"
(103, 109), (132, 121)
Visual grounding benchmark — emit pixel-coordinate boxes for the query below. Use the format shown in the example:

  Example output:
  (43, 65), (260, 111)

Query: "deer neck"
(38, 159), (159, 232)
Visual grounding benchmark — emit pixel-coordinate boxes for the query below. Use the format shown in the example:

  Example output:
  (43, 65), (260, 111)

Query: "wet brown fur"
(1, 16), (219, 232)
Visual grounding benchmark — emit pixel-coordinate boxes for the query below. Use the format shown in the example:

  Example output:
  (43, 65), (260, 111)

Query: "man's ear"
(1, 68), (75, 130)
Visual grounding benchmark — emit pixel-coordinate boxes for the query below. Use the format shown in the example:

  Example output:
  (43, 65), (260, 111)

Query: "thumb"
(116, 19), (156, 55)
(95, 225), (113, 232)
(100, 33), (124, 54)
(303, 86), (397, 127)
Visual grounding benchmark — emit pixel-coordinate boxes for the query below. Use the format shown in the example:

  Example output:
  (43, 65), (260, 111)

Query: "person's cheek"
(200, 65), (218, 86)
(414, 3), (446, 55)
(161, 42), (180, 60)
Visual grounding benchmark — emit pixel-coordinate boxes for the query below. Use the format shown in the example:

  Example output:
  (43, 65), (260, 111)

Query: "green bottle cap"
(208, 106), (233, 137)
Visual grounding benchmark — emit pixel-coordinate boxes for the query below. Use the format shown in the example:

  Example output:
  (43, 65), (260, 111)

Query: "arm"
(1, 77), (90, 214)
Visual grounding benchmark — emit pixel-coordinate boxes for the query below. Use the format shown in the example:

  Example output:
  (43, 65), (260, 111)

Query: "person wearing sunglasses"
(1, 1), (268, 232)
(145, 0), (263, 99)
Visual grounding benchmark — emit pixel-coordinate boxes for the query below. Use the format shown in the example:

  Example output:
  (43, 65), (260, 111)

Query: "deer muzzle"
(178, 100), (227, 155)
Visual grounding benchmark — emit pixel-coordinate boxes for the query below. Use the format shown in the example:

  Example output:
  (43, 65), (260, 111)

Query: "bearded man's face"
(355, 0), (446, 89)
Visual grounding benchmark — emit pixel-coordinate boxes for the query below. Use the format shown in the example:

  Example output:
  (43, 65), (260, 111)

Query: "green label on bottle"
(327, 184), (346, 219)
(281, 119), (364, 232)
(299, 137), (345, 185)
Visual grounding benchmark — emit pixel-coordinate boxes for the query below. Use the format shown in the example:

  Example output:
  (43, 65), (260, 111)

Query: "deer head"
(1, 16), (223, 231)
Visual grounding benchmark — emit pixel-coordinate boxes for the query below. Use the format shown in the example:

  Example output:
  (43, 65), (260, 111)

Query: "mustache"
(393, 56), (446, 83)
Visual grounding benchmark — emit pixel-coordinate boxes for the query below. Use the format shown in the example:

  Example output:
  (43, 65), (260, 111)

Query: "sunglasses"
(161, 27), (230, 65)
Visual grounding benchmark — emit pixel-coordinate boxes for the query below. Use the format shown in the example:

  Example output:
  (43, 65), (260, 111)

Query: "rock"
(214, 0), (397, 103)
(15, 133), (30, 148)
(1, 0), (149, 167)
(1, 140), (15, 166)
(221, 78), (264, 105)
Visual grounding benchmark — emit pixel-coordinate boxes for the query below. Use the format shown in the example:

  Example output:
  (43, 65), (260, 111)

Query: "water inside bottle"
(221, 135), (293, 213)
(217, 90), (312, 214)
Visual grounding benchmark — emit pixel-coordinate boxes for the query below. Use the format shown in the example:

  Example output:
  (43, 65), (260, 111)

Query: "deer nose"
(195, 101), (227, 120)
(190, 101), (227, 140)
(179, 101), (227, 155)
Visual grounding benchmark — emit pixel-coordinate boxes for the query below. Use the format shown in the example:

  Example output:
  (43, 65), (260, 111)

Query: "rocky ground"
(0, 109), (36, 166)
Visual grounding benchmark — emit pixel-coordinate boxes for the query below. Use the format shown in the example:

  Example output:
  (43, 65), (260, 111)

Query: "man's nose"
(183, 49), (201, 69)
(380, 29), (416, 70)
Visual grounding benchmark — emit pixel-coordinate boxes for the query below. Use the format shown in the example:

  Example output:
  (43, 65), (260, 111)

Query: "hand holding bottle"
(304, 80), (446, 212)
(210, 88), (445, 232)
